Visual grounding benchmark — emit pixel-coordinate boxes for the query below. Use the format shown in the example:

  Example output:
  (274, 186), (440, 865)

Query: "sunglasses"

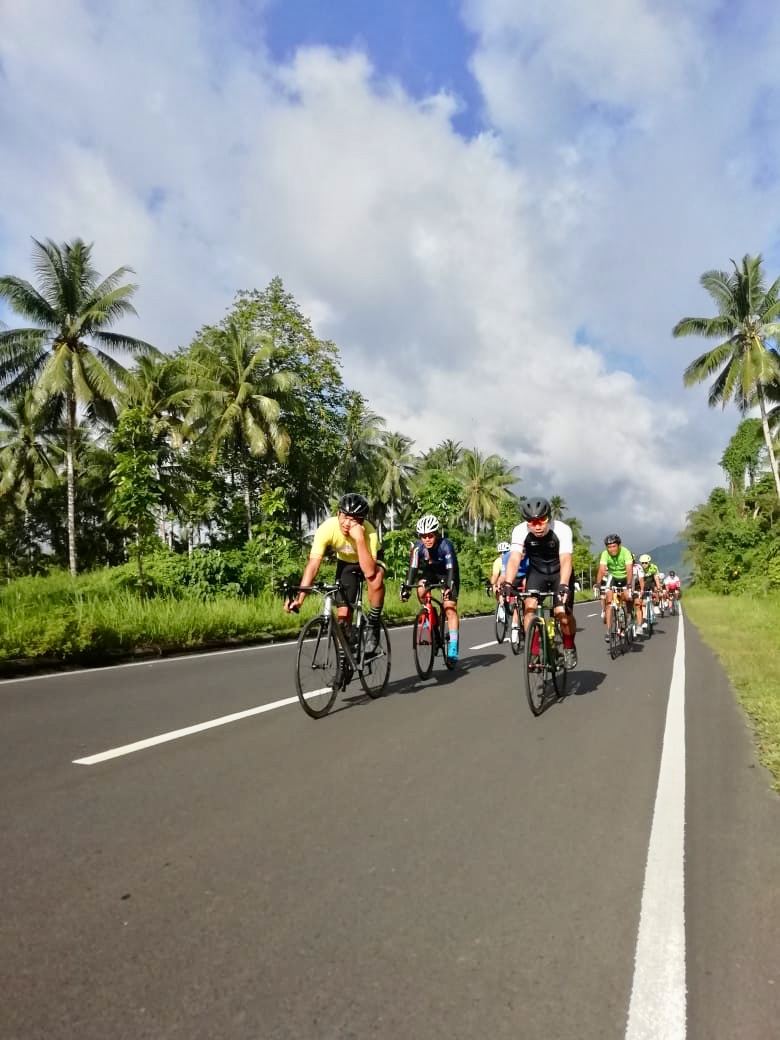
(528, 516), (549, 525)
(420, 532), (437, 538)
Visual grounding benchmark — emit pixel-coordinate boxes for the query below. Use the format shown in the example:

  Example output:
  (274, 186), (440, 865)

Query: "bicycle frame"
(517, 590), (567, 715)
(405, 578), (457, 677)
(283, 580), (391, 717)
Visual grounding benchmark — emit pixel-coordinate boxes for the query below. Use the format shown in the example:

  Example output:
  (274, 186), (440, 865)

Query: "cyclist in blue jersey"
(401, 514), (461, 660)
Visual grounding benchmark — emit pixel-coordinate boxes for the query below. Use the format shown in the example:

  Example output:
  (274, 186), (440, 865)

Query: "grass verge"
(683, 591), (780, 790)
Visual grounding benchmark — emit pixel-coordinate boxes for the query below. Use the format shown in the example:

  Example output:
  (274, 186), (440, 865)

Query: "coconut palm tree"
(459, 448), (518, 539)
(332, 391), (386, 500)
(376, 431), (416, 531)
(184, 318), (297, 540)
(420, 438), (464, 472)
(0, 238), (158, 573)
(673, 254), (780, 500)
(550, 495), (567, 521)
(0, 390), (61, 510)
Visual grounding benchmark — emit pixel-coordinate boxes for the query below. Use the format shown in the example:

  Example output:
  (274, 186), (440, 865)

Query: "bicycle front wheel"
(295, 616), (339, 718)
(551, 618), (567, 696)
(413, 607), (435, 678)
(359, 619), (391, 698)
(495, 602), (508, 643)
(608, 608), (619, 660)
(524, 617), (546, 716)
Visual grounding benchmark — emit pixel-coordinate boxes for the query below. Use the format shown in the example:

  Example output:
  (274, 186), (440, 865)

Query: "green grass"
(0, 577), (498, 674)
(684, 591), (780, 790)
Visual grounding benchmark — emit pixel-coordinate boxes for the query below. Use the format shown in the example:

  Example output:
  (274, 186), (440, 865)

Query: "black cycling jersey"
(523, 527), (564, 577)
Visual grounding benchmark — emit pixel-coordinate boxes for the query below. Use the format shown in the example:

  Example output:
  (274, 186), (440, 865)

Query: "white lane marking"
(470, 640), (499, 650)
(73, 691), (329, 764)
(625, 610), (686, 1040)
(587, 612), (600, 617)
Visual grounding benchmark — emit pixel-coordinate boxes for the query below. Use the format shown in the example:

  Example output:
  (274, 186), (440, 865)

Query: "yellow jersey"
(309, 516), (380, 563)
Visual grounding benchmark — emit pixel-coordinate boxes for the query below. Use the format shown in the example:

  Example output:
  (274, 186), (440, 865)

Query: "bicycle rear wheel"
(413, 607), (435, 678)
(645, 599), (654, 638)
(295, 616), (339, 718)
(494, 602), (508, 643)
(551, 618), (568, 696)
(359, 619), (391, 698)
(524, 617), (546, 716)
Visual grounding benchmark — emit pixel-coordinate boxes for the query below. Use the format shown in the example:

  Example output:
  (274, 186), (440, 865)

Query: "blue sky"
(263, 0), (482, 135)
(2, 0), (780, 548)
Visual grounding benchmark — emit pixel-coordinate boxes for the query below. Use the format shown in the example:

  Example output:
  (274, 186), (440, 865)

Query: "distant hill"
(646, 541), (690, 580)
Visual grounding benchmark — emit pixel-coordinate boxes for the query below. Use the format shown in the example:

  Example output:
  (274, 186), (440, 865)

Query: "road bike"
(600, 585), (633, 659)
(518, 590), (567, 715)
(642, 588), (656, 638)
(403, 579), (457, 679)
(284, 580), (391, 718)
(493, 585), (524, 654)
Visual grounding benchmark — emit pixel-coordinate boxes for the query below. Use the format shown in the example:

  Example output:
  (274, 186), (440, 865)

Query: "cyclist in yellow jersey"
(285, 492), (386, 653)
(594, 533), (635, 642)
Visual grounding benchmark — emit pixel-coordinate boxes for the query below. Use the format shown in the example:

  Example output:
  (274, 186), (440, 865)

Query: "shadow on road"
(564, 668), (609, 698)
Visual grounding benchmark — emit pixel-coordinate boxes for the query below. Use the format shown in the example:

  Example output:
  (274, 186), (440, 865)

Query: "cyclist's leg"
(443, 585), (459, 659)
(361, 553), (386, 654)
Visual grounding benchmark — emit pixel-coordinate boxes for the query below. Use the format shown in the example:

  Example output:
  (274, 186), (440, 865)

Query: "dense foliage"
(0, 239), (598, 594)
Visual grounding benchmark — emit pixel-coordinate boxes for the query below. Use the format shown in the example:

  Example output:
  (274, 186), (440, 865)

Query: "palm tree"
(550, 495), (567, 521)
(333, 391), (386, 499)
(0, 391), (61, 510)
(0, 238), (158, 573)
(420, 438), (464, 472)
(184, 318), (297, 540)
(376, 431), (416, 531)
(673, 254), (780, 500)
(459, 448), (518, 539)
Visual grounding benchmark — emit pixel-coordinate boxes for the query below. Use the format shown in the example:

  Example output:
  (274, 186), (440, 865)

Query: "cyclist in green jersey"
(594, 534), (635, 641)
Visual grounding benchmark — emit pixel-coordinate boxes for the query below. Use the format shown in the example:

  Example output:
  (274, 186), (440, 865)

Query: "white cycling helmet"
(497, 541), (510, 553)
(416, 513), (440, 535)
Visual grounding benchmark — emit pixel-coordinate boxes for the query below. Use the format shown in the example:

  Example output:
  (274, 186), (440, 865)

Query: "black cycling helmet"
(604, 533), (622, 545)
(521, 497), (551, 521)
(338, 492), (369, 519)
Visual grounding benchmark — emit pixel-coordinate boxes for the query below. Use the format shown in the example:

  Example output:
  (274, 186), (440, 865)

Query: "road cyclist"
(284, 492), (386, 656)
(502, 496), (578, 670)
(401, 514), (461, 662)
(664, 570), (682, 613)
(594, 534), (635, 643)
(635, 553), (662, 635)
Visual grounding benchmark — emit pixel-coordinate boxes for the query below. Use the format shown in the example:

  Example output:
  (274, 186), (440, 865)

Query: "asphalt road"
(1, 603), (778, 1040)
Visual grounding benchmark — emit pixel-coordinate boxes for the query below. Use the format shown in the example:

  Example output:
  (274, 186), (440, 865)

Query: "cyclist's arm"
(503, 550), (522, 587)
(287, 554), (323, 611)
(346, 520), (379, 580)
(558, 552), (573, 588)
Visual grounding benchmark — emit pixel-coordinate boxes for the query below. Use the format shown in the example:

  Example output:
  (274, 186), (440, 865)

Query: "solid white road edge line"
(625, 610), (686, 1040)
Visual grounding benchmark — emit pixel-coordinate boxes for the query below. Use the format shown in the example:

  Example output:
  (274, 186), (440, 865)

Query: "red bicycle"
(403, 579), (457, 678)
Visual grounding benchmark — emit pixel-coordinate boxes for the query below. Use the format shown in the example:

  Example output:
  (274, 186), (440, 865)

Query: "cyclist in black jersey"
(401, 513), (460, 660)
(503, 496), (578, 669)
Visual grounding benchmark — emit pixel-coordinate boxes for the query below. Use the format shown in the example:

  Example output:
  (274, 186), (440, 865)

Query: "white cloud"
(2, 0), (774, 549)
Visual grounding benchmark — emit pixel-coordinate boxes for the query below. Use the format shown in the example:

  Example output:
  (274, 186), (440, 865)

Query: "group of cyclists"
(285, 492), (583, 669)
(284, 490), (681, 670)
(593, 535), (681, 641)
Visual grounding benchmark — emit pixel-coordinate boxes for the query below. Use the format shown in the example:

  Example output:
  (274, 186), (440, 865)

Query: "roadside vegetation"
(674, 254), (780, 788)
(0, 236), (599, 673)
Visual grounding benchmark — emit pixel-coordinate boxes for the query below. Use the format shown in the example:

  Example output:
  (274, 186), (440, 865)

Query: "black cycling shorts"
(524, 567), (574, 611)
(335, 555), (385, 607)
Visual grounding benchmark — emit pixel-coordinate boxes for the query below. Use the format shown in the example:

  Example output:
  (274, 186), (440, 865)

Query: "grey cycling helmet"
(604, 533), (621, 545)
(497, 541), (510, 553)
(416, 513), (440, 534)
(521, 497), (551, 521)
(338, 492), (369, 519)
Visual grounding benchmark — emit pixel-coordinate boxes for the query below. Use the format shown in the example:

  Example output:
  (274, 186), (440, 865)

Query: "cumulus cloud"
(2, 0), (775, 546)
